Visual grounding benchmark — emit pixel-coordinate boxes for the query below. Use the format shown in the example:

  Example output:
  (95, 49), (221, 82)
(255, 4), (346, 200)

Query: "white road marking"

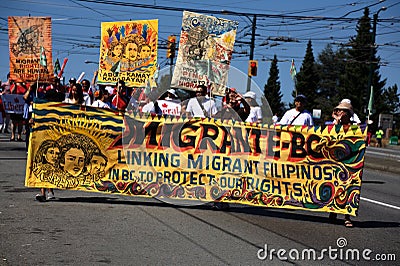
(361, 197), (400, 210)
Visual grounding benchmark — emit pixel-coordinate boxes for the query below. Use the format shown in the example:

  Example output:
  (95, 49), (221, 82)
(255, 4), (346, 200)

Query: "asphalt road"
(0, 134), (398, 265)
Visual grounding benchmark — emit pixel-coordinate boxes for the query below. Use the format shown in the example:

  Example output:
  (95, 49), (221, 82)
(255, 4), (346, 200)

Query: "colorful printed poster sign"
(171, 11), (238, 96)
(1, 94), (25, 114)
(8, 16), (54, 83)
(98, 20), (158, 87)
(26, 102), (367, 216)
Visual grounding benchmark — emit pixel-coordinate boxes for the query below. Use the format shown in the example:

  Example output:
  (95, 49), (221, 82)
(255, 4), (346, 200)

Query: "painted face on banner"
(124, 42), (138, 61)
(62, 148), (85, 177)
(45, 147), (60, 165)
(139, 44), (151, 59)
(113, 43), (123, 58)
(89, 155), (107, 175)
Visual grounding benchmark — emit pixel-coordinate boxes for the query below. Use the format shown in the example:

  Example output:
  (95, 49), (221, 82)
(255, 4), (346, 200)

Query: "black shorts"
(10, 113), (23, 121)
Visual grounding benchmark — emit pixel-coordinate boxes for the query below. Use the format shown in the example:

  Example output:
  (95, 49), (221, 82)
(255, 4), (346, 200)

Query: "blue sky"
(0, 0), (399, 104)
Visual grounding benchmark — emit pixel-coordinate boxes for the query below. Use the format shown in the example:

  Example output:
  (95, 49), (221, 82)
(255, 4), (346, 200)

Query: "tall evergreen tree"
(264, 55), (285, 118)
(294, 40), (319, 109)
(339, 7), (386, 123)
(382, 84), (400, 114)
(315, 44), (347, 121)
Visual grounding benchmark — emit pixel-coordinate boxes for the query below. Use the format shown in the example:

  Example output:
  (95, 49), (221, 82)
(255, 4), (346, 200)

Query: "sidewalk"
(364, 145), (400, 174)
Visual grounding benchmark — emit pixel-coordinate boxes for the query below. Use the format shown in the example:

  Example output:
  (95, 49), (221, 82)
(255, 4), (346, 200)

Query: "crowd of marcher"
(1, 71), (375, 136)
(1, 73), (381, 228)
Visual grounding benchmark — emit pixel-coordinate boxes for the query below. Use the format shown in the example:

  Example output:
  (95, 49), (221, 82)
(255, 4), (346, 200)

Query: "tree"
(339, 7), (386, 123)
(315, 44), (347, 121)
(294, 40), (319, 109)
(381, 84), (400, 114)
(264, 55), (285, 119)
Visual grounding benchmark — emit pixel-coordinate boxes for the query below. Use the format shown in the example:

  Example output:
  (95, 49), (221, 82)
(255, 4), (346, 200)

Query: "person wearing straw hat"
(339, 99), (361, 124)
(331, 100), (355, 126)
(329, 100), (355, 227)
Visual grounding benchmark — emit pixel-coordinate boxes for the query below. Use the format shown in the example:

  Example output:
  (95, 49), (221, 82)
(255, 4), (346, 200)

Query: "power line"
(75, 0), (367, 22)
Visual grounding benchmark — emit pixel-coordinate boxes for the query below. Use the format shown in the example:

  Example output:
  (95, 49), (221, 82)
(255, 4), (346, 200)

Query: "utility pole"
(247, 14), (256, 92)
(367, 7), (386, 120)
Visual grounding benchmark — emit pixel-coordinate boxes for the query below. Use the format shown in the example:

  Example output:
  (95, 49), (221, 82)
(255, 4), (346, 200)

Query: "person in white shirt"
(272, 113), (279, 124)
(157, 89), (181, 116)
(243, 91), (262, 123)
(81, 79), (93, 106)
(278, 94), (313, 126)
(186, 85), (217, 118)
(91, 90), (110, 108)
(63, 83), (85, 105)
(141, 89), (180, 115)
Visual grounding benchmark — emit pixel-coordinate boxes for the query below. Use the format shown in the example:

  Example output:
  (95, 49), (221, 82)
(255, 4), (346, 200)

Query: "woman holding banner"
(63, 83), (85, 105)
(329, 101), (355, 228)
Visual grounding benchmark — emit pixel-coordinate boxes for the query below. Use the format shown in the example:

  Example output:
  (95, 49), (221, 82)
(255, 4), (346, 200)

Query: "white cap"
(105, 86), (114, 95)
(340, 99), (351, 104)
(243, 91), (256, 99)
(167, 89), (178, 98)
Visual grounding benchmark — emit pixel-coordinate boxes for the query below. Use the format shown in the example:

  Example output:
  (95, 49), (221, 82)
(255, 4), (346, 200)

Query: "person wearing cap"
(339, 99), (361, 124)
(329, 100), (355, 228)
(243, 91), (262, 123)
(278, 94), (313, 126)
(68, 77), (76, 89)
(162, 89), (179, 102)
(186, 85), (217, 118)
(154, 89), (181, 116)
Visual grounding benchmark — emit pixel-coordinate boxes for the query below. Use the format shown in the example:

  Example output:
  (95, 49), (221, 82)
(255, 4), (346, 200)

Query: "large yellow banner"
(26, 102), (367, 216)
(8, 16), (54, 83)
(97, 20), (158, 87)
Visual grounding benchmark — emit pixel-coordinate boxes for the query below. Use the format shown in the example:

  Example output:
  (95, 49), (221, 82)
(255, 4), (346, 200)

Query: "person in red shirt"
(111, 80), (129, 112)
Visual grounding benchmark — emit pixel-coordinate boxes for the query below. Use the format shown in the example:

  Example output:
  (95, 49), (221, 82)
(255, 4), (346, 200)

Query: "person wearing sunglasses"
(329, 100), (355, 227)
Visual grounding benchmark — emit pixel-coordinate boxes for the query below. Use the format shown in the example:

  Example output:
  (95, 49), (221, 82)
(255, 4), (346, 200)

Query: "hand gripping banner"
(26, 102), (367, 216)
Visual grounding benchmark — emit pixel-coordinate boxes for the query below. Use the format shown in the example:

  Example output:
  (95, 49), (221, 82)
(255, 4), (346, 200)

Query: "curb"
(363, 160), (400, 175)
